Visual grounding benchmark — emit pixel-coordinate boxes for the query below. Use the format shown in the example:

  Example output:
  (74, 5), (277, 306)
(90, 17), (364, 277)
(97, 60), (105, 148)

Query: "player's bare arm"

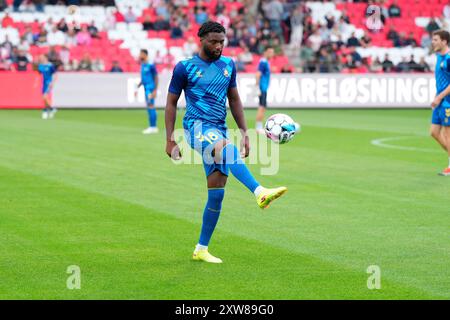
(432, 84), (450, 108)
(228, 87), (250, 158)
(151, 74), (159, 99)
(165, 92), (182, 160)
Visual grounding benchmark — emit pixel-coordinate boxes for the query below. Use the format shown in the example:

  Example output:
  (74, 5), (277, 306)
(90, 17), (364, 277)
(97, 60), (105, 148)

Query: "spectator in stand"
(183, 36), (199, 58)
(1, 12), (14, 28)
(76, 25), (92, 46)
(349, 46), (362, 64)
(43, 18), (54, 33)
(239, 46), (253, 64)
(195, 6), (209, 25)
(407, 55), (420, 72)
(124, 6), (137, 23)
(156, 2), (170, 21)
(56, 18), (69, 33)
(370, 57), (383, 73)
(92, 58), (105, 72)
(142, 15), (153, 31)
(300, 40), (315, 72)
(289, 4), (304, 49)
(382, 54), (394, 72)
(308, 29), (322, 52)
(47, 26), (66, 46)
(13, 48), (30, 71)
(318, 47), (333, 73)
(12, 0), (21, 12)
(217, 8), (231, 30)
(113, 6), (125, 23)
(263, 0), (284, 37)
(347, 32), (360, 47)
(78, 53), (93, 71)
(426, 17), (440, 34)
(36, 29), (48, 47)
(388, 0), (401, 18)
(153, 15), (170, 31)
(396, 57), (410, 72)
(88, 21), (99, 39)
(417, 57), (431, 72)
(154, 50), (164, 65)
(170, 20), (183, 39)
(421, 32), (432, 50)
(394, 32), (407, 47)
(22, 25), (35, 44)
(59, 45), (70, 69)
(65, 28), (78, 47)
(110, 60), (123, 73)
(33, 0), (45, 13)
(18, 37), (30, 52)
(386, 25), (399, 42)
(360, 31), (372, 48)
(1, 35), (13, 56)
(0, 0), (7, 12)
(270, 36), (283, 55)
(248, 37), (259, 54)
(405, 32), (418, 47)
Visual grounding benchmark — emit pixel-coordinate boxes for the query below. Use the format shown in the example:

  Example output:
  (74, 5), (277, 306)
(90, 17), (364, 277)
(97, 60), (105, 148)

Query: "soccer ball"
(264, 113), (300, 144)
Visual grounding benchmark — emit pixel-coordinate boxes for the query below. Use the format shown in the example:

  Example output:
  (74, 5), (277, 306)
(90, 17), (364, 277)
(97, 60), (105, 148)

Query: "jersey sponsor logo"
(446, 109), (450, 117)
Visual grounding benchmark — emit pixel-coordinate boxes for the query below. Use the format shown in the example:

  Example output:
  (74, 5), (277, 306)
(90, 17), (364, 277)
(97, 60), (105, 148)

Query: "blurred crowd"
(1, 0), (448, 73)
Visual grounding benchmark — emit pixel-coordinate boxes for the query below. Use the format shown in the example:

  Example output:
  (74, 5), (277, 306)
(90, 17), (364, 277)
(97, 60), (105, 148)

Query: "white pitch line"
(371, 136), (441, 153)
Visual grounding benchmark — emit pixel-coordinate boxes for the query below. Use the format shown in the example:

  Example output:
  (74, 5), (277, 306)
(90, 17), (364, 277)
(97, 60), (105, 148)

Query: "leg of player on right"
(430, 30), (450, 175)
(255, 47), (274, 134)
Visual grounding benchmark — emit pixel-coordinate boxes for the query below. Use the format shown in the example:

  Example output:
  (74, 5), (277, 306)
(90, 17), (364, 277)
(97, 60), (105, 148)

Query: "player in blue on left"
(136, 49), (159, 134)
(38, 54), (57, 120)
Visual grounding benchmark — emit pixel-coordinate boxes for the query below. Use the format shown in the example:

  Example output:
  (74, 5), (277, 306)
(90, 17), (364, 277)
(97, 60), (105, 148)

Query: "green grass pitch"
(0, 108), (449, 299)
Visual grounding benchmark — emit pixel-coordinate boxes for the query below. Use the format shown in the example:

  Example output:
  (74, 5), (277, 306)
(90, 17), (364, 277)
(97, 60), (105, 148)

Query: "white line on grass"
(371, 136), (441, 153)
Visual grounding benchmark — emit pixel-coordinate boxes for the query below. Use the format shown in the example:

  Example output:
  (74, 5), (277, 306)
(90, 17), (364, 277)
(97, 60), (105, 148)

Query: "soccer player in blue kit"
(255, 47), (274, 134)
(38, 55), (57, 120)
(165, 22), (287, 263)
(430, 30), (450, 176)
(136, 49), (159, 134)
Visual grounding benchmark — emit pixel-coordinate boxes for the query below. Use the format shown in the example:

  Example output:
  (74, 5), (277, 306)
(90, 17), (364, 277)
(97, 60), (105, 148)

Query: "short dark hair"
(433, 29), (450, 44)
(140, 49), (148, 56)
(197, 21), (226, 38)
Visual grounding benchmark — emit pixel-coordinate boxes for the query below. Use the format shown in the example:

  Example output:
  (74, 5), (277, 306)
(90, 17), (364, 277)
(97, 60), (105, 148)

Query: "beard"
(204, 46), (221, 60)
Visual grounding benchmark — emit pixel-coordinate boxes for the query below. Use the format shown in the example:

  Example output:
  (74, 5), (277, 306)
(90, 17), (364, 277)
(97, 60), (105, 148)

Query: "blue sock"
(147, 107), (157, 127)
(221, 143), (260, 193)
(198, 188), (225, 246)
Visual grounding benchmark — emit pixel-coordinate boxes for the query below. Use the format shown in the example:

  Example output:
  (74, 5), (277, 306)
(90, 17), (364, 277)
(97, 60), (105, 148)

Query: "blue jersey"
(435, 52), (450, 106)
(168, 54), (237, 128)
(258, 58), (270, 92)
(38, 63), (56, 93)
(141, 62), (157, 90)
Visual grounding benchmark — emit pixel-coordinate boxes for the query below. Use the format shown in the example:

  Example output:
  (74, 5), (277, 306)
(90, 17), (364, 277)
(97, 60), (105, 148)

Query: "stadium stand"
(0, 0), (449, 74)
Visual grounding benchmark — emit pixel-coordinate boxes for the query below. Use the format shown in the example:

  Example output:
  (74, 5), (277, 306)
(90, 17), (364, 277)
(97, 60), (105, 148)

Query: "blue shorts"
(42, 83), (51, 95)
(259, 91), (268, 108)
(144, 86), (155, 106)
(184, 121), (228, 177)
(432, 104), (450, 126)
